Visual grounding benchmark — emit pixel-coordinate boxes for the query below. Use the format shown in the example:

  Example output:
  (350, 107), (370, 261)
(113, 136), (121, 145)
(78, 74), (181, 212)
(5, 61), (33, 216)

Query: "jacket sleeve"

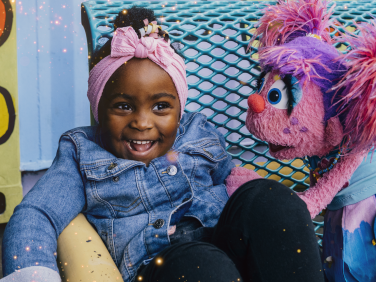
(204, 121), (235, 186)
(2, 135), (86, 277)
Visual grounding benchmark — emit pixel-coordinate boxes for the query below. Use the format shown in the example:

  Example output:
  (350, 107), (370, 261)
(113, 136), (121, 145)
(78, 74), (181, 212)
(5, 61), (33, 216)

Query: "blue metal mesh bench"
(81, 0), (374, 248)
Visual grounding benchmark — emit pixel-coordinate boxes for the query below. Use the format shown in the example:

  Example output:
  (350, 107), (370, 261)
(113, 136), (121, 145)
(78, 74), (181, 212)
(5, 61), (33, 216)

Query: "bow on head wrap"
(87, 26), (187, 123)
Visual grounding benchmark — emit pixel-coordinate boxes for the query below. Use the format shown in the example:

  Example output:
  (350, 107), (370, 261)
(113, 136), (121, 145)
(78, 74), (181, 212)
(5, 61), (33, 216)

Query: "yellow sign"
(0, 0), (23, 223)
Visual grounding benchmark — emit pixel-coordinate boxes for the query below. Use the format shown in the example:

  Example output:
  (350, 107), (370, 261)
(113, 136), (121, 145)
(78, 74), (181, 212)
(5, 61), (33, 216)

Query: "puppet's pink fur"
(332, 20), (376, 155)
(225, 167), (261, 197)
(248, 0), (334, 50)
(324, 116), (343, 147)
(298, 154), (364, 218)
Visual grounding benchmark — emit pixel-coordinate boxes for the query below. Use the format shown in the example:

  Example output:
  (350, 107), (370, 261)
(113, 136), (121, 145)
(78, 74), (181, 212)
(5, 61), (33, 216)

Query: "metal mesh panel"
(81, 0), (372, 246)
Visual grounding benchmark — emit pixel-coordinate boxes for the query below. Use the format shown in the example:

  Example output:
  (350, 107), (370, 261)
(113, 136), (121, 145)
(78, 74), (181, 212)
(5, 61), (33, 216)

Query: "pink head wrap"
(87, 25), (188, 123)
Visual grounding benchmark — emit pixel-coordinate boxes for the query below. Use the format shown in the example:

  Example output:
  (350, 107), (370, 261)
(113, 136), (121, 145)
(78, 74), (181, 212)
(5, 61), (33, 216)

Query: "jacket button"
(153, 219), (164, 229)
(112, 176), (120, 182)
(108, 163), (117, 170)
(166, 165), (177, 176)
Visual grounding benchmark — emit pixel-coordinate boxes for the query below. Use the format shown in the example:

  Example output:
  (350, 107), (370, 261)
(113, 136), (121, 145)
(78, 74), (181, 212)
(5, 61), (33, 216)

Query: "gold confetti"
(156, 258), (163, 265)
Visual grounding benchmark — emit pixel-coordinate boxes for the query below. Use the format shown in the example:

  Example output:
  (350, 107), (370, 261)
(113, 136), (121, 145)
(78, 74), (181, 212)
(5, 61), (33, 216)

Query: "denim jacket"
(2, 112), (234, 281)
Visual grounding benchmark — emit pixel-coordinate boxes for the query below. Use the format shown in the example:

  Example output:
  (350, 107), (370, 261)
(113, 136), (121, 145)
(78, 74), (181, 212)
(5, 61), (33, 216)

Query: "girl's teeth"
(130, 140), (152, 144)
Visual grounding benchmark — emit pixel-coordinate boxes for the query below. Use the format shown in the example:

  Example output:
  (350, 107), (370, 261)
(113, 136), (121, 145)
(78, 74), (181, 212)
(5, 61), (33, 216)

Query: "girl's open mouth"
(125, 140), (157, 156)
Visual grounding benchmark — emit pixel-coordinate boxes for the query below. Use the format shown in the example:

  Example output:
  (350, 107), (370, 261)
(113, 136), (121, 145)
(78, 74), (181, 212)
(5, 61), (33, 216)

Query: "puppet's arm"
(225, 167), (262, 197)
(298, 154), (364, 219)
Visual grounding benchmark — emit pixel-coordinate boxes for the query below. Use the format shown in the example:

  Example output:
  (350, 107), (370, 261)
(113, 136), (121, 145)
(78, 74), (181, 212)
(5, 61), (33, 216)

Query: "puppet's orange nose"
(248, 94), (265, 113)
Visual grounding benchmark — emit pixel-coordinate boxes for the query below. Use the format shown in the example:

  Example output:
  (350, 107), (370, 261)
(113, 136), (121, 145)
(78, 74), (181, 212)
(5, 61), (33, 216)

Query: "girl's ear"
(325, 116), (344, 147)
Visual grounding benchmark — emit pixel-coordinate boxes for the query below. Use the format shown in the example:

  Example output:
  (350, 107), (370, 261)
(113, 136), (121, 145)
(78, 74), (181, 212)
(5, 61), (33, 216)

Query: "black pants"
(137, 179), (325, 282)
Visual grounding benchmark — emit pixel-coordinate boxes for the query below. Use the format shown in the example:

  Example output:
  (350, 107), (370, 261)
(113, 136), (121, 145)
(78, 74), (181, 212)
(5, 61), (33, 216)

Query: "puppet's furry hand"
(296, 192), (318, 219)
(225, 167), (262, 197)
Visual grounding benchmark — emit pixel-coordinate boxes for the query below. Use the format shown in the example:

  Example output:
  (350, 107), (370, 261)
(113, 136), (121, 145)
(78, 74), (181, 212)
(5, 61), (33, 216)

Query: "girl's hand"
(225, 167), (262, 197)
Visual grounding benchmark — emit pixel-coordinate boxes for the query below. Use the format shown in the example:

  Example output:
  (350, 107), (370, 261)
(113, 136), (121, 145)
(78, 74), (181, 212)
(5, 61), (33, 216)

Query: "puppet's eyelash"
(282, 75), (295, 115)
(256, 71), (267, 91)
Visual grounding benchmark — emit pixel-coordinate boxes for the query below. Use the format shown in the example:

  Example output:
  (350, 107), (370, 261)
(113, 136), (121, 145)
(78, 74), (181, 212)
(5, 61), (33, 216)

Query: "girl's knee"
(228, 178), (309, 220)
(140, 242), (241, 282)
(232, 178), (298, 202)
(160, 241), (227, 261)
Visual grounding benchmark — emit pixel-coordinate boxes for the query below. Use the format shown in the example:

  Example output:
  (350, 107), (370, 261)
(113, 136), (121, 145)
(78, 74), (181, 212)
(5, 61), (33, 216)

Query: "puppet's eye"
(267, 79), (288, 109)
(257, 72), (270, 93)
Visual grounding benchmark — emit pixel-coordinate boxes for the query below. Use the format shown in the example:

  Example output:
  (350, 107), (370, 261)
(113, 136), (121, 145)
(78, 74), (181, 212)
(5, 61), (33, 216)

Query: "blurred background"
(0, 0), (93, 276)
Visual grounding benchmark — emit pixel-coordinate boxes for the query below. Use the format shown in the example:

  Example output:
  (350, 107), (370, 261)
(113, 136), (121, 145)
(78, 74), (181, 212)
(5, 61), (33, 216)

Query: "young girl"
(2, 7), (324, 282)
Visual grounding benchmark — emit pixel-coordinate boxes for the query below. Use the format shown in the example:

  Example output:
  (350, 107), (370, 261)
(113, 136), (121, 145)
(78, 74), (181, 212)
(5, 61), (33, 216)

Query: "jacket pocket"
(179, 140), (227, 188)
(180, 139), (227, 162)
(111, 197), (143, 214)
(83, 164), (145, 218)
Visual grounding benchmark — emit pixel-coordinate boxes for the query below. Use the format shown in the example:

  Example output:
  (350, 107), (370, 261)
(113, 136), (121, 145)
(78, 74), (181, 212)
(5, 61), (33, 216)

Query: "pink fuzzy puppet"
(226, 0), (376, 280)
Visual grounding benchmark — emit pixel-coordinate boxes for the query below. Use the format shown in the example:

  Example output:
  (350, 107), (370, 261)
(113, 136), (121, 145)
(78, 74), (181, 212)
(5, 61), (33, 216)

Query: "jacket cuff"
(1, 266), (61, 282)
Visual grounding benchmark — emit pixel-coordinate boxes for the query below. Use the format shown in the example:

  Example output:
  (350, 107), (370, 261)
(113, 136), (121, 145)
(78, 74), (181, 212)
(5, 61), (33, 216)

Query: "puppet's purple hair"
(331, 20), (376, 155)
(259, 36), (347, 121)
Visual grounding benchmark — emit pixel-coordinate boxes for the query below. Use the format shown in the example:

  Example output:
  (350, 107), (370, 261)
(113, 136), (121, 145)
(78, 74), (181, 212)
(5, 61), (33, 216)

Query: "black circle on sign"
(0, 192), (5, 214)
(0, 86), (15, 145)
(153, 219), (164, 229)
(0, 0), (13, 47)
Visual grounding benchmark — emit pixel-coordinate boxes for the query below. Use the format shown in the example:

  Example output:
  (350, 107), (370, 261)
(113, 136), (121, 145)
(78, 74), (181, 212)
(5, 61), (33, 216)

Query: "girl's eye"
(114, 103), (132, 111)
(153, 102), (170, 111)
(266, 79), (288, 109)
(257, 72), (270, 93)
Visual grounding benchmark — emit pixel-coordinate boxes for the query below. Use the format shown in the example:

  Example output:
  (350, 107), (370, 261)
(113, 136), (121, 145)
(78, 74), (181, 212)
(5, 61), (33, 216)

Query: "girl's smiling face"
(99, 58), (180, 166)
